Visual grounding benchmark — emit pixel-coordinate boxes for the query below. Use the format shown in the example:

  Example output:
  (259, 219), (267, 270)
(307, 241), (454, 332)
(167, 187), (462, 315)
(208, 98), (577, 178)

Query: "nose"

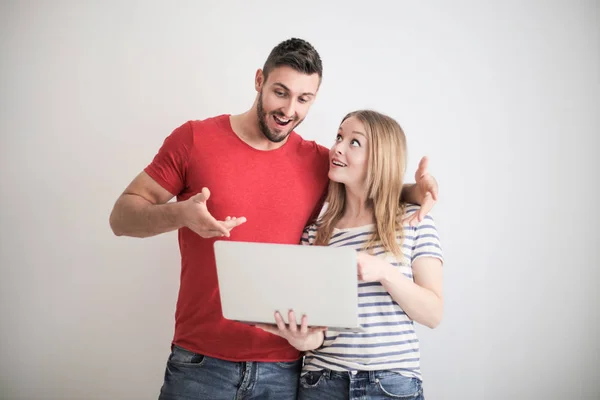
(332, 141), (344, 155)
(281, 99), (295, 119)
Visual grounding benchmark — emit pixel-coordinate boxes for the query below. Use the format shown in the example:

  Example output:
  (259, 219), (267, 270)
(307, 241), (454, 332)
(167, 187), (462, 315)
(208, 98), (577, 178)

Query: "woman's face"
(328, 116), (369, 189)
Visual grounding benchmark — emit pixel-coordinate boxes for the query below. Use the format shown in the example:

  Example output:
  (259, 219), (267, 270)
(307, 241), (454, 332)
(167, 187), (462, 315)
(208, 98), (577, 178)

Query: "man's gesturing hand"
(181, 187), (246, 238)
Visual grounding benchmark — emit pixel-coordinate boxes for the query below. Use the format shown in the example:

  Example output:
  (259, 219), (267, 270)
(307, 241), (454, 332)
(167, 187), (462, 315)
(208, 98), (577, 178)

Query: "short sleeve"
(144, 121), (193, 196)
(301, 225), (317, 246)
(411, 213), (444, 265)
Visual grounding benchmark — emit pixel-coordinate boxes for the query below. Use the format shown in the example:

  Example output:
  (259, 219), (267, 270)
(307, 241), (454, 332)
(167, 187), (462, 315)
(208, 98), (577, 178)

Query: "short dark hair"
(262, 38), (323, 82)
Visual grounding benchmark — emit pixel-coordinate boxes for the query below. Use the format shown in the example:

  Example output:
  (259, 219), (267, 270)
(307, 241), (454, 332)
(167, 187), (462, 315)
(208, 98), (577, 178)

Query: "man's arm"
(400, 156), (439, 226)
(109, 172), (184, 238)
(109, 172), (245, 238)
(400, 183), (420, 205)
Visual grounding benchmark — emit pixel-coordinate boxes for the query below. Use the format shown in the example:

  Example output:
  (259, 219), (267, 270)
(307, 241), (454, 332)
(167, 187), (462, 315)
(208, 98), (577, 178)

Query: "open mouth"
(332, 160), (347, 167)
(273, 115), (292, 127)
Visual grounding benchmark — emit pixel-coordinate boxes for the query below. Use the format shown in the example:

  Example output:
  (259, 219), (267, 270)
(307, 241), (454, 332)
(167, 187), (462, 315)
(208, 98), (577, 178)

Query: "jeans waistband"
(321, 369), (400, 383)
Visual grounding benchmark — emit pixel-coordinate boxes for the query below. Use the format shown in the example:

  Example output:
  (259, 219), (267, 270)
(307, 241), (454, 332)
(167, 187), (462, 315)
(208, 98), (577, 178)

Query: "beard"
(257, 91), (303, 143)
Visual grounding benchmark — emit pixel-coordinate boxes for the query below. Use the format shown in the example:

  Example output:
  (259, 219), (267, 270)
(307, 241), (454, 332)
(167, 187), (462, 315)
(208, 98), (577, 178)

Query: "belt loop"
(369, 370), (377, 383)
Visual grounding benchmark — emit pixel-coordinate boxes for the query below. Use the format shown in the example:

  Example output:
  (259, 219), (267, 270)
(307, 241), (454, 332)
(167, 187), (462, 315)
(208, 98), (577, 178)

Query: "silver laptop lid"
(214, 240), (362, 331)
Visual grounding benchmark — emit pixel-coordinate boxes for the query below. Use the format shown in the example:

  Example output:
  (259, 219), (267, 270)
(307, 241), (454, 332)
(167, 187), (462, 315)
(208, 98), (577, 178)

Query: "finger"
(222, 217), (247, 231)
(401, 210), (419, 227)
(422, 176), (439, 201)
(199, 229), (231, 238)
(190, 192), (207, 203)
(402, 215), (415, 227)
(300, 314), (308, 335)
(274, 311), (287, 331)
(210, 220), (230, 237)
(416, 156), (429, 177)
(430, 177), (439, 201)
(409, 214), (419, 227)
(417, 194), (432, 220)
(225, 216), (231, 221)
(288, 310), (297, 333)
(201, 214), (230, 237)
(191, 189), (210, 204)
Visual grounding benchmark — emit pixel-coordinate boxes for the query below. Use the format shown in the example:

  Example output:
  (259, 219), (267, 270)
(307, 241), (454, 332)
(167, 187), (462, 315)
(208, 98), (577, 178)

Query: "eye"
(275, 90), (286, 97)
(336, 134), (342, 142)
(351, 139), (361, 147)
(298, 96), (309, 104)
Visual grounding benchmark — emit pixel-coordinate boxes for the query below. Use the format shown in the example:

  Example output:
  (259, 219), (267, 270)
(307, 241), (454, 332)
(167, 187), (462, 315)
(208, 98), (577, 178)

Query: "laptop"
(213, 240), (364, 332)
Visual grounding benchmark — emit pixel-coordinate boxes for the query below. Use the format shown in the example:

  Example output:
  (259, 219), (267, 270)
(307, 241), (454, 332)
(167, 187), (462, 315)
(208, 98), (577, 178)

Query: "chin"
(328, 171), (342, 183)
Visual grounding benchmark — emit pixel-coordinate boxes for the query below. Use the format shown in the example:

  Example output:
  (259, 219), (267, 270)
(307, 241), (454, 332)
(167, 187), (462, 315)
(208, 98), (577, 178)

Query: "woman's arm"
(357, 254), (443, 329)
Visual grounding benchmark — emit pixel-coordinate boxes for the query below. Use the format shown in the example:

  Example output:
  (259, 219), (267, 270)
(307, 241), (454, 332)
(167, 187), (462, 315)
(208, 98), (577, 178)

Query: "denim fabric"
(158, 345), (301, 400)
(298, 369), (424, 400)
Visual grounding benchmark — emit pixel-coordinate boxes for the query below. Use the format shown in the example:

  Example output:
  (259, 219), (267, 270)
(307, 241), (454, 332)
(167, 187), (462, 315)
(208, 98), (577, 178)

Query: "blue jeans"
(158, 345), (302, 400)
(298, 369), (424, 400)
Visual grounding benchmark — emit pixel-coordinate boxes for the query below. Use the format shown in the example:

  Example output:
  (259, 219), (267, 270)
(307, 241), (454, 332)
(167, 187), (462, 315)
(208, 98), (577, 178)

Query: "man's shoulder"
(290, 132), (329, 161)
(188, 114), (230, 131)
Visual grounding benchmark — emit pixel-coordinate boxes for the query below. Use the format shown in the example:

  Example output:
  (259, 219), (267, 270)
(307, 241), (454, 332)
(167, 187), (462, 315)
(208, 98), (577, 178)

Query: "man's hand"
(402, 156), (438, 227)
(181, 187), (246, 238)
(256, 310), (326, 352)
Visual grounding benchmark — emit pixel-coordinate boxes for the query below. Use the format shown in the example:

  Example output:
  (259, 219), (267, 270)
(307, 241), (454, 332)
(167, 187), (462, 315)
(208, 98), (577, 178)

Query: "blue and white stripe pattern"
(301, 205), (443, 380)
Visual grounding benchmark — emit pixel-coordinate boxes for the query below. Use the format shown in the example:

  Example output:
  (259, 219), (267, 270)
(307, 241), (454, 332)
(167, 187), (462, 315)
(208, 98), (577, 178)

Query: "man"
(109, 38), (438, 400)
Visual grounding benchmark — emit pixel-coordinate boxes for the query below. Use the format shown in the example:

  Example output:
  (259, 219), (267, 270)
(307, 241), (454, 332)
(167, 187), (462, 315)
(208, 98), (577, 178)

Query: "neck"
(230, 106), (288, 151)
(338, 185), (374, 228)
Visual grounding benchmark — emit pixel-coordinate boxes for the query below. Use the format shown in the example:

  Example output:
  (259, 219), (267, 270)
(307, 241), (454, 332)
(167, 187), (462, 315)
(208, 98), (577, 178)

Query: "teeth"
(333, 160), (346, 167)
(274, 116), (290, 123)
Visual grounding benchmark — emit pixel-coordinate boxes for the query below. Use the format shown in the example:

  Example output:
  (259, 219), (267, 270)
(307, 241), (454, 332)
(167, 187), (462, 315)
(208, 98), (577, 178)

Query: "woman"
(258, 110), (444, 399)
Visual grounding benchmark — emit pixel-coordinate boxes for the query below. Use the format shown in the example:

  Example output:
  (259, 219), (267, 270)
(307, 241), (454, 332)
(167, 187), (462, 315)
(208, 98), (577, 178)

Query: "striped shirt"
(301, 204), (443, 380)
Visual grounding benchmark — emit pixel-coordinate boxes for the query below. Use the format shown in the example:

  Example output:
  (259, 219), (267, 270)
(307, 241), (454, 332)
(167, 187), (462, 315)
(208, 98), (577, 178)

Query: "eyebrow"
(338, 128), (367, 138)
(273, 82), (315, 97)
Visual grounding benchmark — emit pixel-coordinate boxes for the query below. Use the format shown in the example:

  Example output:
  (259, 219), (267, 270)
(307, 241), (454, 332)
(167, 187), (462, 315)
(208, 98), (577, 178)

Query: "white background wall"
(1, 1), (598, 399)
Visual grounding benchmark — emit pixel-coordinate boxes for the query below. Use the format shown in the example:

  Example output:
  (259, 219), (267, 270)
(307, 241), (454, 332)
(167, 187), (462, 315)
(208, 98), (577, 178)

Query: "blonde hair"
(314, 110), (408, 259)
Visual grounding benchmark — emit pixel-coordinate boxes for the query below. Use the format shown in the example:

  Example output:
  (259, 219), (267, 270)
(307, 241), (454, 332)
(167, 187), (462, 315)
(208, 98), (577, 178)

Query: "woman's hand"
(357, 252), (394, 283)
(256, 310), (326, 352)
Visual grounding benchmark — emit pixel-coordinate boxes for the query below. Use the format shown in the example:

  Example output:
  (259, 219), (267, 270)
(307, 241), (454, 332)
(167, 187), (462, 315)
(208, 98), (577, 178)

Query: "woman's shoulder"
(403, 203), (422, 217)
(301, 224), (319, 245)
(402, 203), (437, 224)
(303, 223), (319, 234)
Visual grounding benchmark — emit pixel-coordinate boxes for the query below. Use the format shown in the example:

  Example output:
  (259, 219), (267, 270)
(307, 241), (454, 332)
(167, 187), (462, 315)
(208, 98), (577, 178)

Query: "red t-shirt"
(144, 115), (330, 362)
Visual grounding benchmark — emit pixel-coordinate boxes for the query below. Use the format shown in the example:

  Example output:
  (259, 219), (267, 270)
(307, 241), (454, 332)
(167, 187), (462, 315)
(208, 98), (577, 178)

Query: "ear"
(255, 69), (265, 92)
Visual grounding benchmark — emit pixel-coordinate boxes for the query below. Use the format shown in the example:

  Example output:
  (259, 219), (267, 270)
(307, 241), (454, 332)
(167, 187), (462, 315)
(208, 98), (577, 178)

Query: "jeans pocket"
(167, 345), (207, 368)
(374, 374), (422, 399)
(300, 371), (325, 389)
